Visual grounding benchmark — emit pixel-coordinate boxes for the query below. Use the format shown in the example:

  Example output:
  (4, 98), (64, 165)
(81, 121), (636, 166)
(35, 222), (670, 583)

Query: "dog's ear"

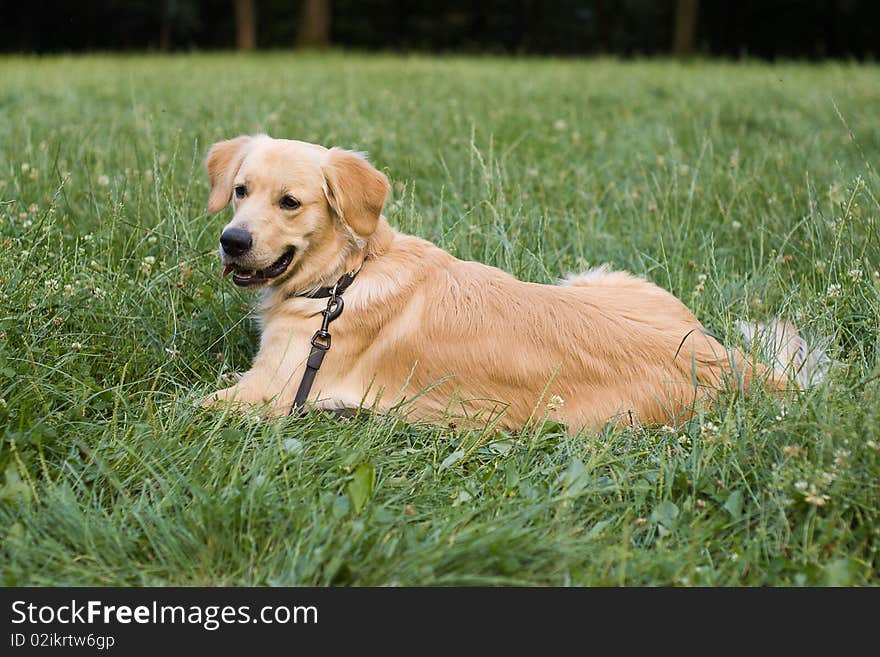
(321, 148), (390, 237)
(205, 136), (253, 213)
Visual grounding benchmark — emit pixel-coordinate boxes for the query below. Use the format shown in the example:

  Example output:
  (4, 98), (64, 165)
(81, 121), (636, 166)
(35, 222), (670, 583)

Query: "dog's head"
(205, 134), (390, 293)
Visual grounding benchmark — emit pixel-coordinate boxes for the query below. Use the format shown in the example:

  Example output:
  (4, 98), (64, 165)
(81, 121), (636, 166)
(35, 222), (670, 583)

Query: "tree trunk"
(159, 17), (171, 51)
(235, 0), (257, 51)
(672, 0), (699, 56)
(297, 0), (331, 49)
(595, 0), (612, 53)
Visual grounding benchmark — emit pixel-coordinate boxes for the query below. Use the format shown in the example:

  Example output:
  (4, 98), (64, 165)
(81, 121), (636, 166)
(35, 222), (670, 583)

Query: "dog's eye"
(280, 196), (301, 211)
(234, 185), (247, 199)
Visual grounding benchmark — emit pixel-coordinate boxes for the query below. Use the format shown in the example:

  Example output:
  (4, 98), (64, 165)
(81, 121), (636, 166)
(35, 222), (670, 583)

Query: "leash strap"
(289, 281), (347, 415)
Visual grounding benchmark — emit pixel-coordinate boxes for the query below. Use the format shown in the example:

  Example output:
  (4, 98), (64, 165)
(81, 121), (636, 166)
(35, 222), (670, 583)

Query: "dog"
(201, 134), (828, 431)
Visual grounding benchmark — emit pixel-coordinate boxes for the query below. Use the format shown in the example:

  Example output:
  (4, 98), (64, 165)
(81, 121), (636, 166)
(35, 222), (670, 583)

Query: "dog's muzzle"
(222, 247), (296, 288)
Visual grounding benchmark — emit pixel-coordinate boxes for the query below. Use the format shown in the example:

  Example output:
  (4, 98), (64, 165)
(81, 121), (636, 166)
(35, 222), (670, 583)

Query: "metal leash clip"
(310, 285), (344, 350)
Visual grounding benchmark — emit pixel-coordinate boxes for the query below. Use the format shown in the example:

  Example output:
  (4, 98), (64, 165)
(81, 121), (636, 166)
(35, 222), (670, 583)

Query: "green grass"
(1, 53), (878, 586)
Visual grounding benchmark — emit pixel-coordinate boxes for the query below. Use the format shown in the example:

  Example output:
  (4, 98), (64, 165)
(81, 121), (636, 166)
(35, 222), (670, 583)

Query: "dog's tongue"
(222, 265), (232, 278)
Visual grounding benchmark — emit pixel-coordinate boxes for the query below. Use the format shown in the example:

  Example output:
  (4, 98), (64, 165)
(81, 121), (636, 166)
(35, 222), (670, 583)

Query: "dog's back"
(339, 237), (827, 430)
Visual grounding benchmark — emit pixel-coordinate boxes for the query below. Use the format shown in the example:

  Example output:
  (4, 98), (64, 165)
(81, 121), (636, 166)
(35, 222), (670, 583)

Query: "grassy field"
(1, 53), (878, 586)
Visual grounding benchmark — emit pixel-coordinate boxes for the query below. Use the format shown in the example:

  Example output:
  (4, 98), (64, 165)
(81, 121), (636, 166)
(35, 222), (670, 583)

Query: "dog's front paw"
(200, 385), (293, 418)
(200, 386), (245, 410)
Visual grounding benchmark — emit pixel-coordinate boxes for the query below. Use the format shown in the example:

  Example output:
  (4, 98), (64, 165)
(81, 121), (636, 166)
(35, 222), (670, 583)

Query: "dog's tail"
(736, 319), (831, 389)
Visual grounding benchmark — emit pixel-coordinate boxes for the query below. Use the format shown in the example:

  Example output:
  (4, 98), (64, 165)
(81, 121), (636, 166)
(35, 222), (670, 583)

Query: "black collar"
(299, 268), (359, 299)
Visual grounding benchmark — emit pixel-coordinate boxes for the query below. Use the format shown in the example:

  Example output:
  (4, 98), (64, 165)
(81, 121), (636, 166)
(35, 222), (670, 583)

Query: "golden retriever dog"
(201, 134), (827, 431)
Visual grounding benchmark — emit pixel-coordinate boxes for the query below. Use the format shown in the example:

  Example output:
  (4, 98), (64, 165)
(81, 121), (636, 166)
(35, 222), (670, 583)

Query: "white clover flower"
(803, 485), (830, 507)
(698, 421), (719, 445)
(21, 163), (30, 172)
(97, 174), (110, 186)
(554, 119), (567, 131)
(848, 269), (863, 283)
(826, 283), (842, 298)
(140, 255), (156, 276)
(71, 342), (82, 350)
(546, 394), (565, 412)
(794, 481), (808, 491)
(731, 220), (742, 230)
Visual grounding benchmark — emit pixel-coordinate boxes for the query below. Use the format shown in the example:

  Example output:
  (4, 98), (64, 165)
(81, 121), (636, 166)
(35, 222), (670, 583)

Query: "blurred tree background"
(1, 0), (876, 59)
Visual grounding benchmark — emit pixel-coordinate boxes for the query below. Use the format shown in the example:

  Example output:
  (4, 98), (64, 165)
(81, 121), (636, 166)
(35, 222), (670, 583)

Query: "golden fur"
(202, 135), (819, 431)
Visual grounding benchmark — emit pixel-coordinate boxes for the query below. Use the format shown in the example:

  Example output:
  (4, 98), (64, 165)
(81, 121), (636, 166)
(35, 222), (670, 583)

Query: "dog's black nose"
(220, 228), (253, 257)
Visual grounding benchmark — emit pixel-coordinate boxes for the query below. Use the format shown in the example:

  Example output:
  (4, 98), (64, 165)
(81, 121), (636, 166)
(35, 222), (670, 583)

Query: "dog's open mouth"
(223, 248), (295, 288)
